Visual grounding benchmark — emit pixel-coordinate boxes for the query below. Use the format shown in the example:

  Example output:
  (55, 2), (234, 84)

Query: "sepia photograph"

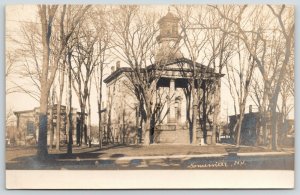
(5, 4), (295, 189)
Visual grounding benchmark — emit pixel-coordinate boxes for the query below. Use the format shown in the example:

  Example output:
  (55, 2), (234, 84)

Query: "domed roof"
(165, 12), (177, 19)
(158, 11), (180, 24)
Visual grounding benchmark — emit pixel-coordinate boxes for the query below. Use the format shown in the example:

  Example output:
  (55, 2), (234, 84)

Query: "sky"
(5, 4), (294, 125)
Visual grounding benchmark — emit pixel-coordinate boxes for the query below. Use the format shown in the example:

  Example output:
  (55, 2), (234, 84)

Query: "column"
(168, 79), (176, 123)
(176, 97), (182, 122)
(156, 86), (161, 123)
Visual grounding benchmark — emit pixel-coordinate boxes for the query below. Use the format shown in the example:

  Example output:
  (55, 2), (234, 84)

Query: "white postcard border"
(6, 170), (294, 189)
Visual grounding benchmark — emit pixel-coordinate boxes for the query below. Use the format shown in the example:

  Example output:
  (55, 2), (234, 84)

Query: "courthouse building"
(102, 11), (223, 145)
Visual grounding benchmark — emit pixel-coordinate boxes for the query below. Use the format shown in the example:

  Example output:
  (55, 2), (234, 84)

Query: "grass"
(6, 144), (293, 170)
(6, 143), (273, 163)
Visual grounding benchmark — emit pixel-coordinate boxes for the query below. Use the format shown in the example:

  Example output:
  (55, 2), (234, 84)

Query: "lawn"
(6, 143), (273, 163)
(6, 144), (294, 170)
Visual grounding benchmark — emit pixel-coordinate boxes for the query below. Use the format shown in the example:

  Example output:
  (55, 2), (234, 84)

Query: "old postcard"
(5, 4), (294, 189)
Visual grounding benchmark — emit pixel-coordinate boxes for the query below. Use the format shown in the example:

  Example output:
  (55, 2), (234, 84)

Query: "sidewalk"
(57, 150), (294, 162)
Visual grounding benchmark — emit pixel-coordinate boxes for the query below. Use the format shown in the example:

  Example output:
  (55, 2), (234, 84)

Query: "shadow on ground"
(6, 144), (294, 170)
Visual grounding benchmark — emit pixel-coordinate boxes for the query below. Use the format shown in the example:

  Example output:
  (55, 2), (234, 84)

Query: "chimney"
(249, 105), (252, 113)
(116, 61), (120, 69)
(111, 66), (115, 73)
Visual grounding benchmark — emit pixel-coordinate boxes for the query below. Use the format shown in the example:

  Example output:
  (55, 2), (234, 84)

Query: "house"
(12, 105), (83, 146)
(228, 106), (293, 146)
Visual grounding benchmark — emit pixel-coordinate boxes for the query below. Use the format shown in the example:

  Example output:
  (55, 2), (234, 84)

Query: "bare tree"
(110, 5), (161, 145)
(211, 5), (267, 146)
(106, 81), (117, 144)
(71, 14), (99, 146)
(267, 5), (294, 150)
(174, 5), (217, 144)
(37, 5), (60, 158)
(202, 6), (234, 145)
(6, 51), (19, 95)
(227, 38), (256, 146)
(91, 6), (113, 148)
(248, 17), (294, 146)
(66, 46), (74, 154)
(211, 5), (294, 149)
(7, 21), (42, 101)
(37, 5), (90, 158)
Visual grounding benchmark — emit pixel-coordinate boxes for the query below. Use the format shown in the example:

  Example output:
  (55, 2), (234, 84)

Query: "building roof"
(158, 11), (180, 24)
(103, 57), (224, 84)
(14, 105), (78, 116)
(229, 111), (283, 119)
(14, 108), (37, 115)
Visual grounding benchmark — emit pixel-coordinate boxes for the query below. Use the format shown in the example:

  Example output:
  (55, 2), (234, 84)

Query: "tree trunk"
(142, 97), (152, 145)
(98, 102), (102, 148)
(211, 79), (221, 145)
(143, 117), (150, 145)
(78, 79), (90, 146)
(49, 101), (54, 150)
(80, 101), (87, 145)
(107, 101), (112, 144)
(56, 64), (65, 150)
(37, 88), (49, 159)
(98, 63), (103, 148)
(56, 101), (62, 150)
(270, 39), (292, 151)
(37, 7), (50, 158)
(270, 103), (278, 151)
(67, 64), (73, 154)
(67, 52), (73, 154)
(135, 105), (139, 144)
(191, 79), (198, 145)
(183, 87), (192, 143)
(122, 109), (126, 144)
(202, 81), (207, 144)
(235, 114), (243, 147)
(37, 5), (58, 159)
(87, 90), (92, 148)
(261, 92), (268, 146)
(236, 102), (246, 146)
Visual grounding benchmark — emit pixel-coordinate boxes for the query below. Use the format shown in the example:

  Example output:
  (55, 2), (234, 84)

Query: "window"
(172, 25), (177, 35)
(27, 121), (35, 135)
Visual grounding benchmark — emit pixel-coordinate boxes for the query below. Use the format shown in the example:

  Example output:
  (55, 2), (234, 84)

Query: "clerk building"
(102, 11), (223, 145)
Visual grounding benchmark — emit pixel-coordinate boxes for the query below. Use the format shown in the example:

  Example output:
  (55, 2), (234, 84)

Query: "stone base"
(153, 127), (215, 145)
(153, 128), (189, 144)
